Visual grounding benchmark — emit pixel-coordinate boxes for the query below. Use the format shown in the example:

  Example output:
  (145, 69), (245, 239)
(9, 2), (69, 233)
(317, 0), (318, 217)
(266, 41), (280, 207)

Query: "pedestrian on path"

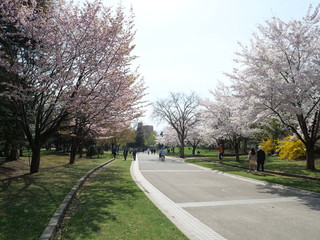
(248, 148), (257, 171)
(132, 149), (137, 161)
(257, 145), (266, 172)
(218, 145), (224, 161)
(112, 149), (117, 158)
(159, 149), (166, 161)
(123, 149), (128, 160)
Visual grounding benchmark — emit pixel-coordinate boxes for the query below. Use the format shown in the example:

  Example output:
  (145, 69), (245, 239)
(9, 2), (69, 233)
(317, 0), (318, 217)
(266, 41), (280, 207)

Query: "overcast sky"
(103, 0), (317, 131)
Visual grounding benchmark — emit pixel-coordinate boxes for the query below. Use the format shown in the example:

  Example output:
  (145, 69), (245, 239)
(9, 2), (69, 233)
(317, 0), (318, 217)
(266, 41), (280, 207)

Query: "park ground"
(0, 148), (320, 239)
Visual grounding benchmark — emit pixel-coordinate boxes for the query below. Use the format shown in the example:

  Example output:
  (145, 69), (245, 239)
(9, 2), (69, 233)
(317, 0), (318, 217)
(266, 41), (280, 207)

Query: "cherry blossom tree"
(156, 125), (179, 150)
(0, 0), (146, 173)
(186, 124), (207, 155)
(229, 5), (320, 170)
(98, 123), (136, 152)
(202, 83), (258, 161)
(153, 92), (201, 158)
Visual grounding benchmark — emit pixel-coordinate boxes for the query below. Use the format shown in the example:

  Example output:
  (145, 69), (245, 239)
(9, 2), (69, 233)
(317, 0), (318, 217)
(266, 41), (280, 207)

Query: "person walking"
(112, 149), (117, 158)
(218, 145), (224, 161)
(257, 145), (266, 172)
(132, 149), (137, 161)
(247, 148), (257, 171)
(123, 149), (128, 160)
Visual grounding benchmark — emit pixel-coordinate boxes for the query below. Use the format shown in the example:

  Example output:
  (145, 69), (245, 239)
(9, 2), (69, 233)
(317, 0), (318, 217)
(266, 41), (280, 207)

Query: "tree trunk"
(235, 146), (240, 162)
(78, 144), (83, 158)
(6, 142), (19, 161)
(7, 147), (19, 161)
(192, 146), (196, 155)
(180, 142), (185, 158)
(30, 145), (41, 174)
(69, 138), (78, 164)
(19, 147), (23, 157)
(243, 138), (248, 153)
(305, 142), (316, 171)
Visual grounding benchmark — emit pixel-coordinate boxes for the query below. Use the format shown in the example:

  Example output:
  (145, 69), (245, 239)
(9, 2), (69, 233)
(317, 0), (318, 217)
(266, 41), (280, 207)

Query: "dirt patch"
(0, 158), (30, 180)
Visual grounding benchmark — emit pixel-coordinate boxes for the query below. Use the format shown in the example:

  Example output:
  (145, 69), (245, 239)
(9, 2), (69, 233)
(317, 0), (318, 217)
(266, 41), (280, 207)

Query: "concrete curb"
(38, 159), (115, 240)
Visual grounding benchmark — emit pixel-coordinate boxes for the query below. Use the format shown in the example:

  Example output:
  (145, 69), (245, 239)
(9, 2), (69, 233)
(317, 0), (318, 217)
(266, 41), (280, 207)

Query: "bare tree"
(153, 92), (201, 158)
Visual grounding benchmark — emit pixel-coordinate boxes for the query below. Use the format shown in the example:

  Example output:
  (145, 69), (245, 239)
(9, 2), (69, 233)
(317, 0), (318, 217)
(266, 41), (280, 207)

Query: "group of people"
(248, 146), (266, 172)
(122, 149), (137, 161)
(217, 144), (266, 172)
(120, 148), (166, 161)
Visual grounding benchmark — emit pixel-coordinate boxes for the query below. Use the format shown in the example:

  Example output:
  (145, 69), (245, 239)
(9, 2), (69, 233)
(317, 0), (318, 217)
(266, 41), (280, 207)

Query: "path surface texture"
(131, 153), (320, 240)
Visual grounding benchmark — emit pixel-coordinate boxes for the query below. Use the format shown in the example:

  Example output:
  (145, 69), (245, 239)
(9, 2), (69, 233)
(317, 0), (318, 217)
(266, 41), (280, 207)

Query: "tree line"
(0, 0), (146, 173)
(153, 5), (320, 171)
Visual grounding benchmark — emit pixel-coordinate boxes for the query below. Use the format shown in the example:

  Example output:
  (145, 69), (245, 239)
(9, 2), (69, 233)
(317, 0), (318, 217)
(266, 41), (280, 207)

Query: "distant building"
(138, 122), (154, 138)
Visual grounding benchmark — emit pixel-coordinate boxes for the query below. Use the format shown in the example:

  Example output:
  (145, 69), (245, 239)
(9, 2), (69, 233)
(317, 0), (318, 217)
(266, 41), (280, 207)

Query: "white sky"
(103, 0), (317, 131)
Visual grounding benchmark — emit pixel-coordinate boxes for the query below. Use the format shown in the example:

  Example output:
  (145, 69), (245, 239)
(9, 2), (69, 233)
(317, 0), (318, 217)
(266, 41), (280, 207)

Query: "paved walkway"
(131, 153), (320, 240)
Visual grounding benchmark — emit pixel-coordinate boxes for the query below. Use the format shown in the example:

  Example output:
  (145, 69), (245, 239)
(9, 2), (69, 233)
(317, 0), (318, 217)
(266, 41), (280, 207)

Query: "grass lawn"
(168, 147), (320, 177)
(217, 155), (320, 178)
(55, 159), (188, 240)
(0, 151), (113, 240)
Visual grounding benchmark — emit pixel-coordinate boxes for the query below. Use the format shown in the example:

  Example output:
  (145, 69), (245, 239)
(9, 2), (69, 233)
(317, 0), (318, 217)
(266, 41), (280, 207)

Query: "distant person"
(123, 149), (128, 160)
(217, 145), (224, 161)
(132, 149), (137, 161)
(112, 149), (117, 158)
(247, 148), (257, 171)
(257, 146), (266, 172)
(159, 149), (166, 161)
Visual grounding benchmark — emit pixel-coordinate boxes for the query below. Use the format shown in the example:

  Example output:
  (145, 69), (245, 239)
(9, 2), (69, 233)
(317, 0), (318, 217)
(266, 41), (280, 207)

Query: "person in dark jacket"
(123, 149), (128, 160)
(257, 145), (266, 172)
(132, 149), (137, 161)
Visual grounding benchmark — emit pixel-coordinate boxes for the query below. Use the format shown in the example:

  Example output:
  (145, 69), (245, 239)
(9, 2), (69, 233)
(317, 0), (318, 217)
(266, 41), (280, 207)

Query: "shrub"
(259, 137), (277, 155)
(97, 146), (104, 158)
(276, 136), (306, 160)
(86, 145), (98, 159)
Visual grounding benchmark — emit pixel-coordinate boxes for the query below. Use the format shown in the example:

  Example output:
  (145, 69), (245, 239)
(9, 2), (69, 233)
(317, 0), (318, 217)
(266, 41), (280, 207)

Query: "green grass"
(186, 158), (320, 193)
(208, 154), (320, 178)
(56, 159), (188, 240)
(2, 148), (319, 240)
(166, 147), (217, 157)
(167, 147), (320, 178)
(0, 151), (113, 240)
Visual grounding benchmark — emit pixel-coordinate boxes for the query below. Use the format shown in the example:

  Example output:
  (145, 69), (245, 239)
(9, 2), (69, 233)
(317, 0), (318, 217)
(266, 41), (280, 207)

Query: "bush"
(276, 136), (306, 160)
(97, 146), (104, 157)
(259, 137), (277, 155)
(86, 145), (98, 159)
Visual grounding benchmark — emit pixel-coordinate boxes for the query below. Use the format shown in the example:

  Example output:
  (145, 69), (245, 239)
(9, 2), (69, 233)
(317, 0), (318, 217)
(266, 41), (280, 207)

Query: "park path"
(131, 153), (320, 240)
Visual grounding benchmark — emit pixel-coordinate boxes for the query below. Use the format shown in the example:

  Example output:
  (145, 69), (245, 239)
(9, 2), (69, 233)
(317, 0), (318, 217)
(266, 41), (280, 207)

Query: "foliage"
(156, 125), (179, 148)
(86, 145), (98, 159)
(144, 130), (157, 147)
(229, 5), (320, 170)
(276, 136), (306, 161)
(258, 118), (288, 141)
(0, 0), (146, 173)
(153, 92), (201, 158)
(97, 146), (104, 157)
(259, 138), (277, 155)
(202, 83), (258, 161)
(135, 123), (145, 149)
